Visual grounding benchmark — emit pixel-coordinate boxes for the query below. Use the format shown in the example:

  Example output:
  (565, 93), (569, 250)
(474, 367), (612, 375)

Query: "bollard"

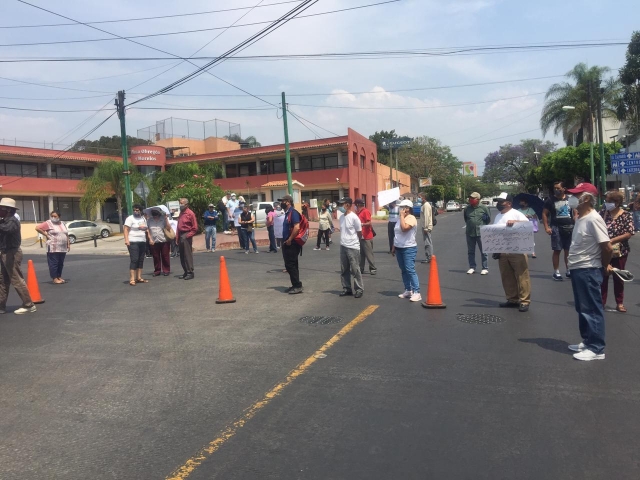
(39, 235), (43, 248)
(93, 235), (98, 248)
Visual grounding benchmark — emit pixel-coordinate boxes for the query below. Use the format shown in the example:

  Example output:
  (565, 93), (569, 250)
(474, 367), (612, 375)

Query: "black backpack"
(217, 199), (226, 212)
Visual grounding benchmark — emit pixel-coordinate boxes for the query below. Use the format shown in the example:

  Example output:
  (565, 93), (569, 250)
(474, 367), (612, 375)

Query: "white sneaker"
(14, 305), (37, 315)
(467, 268), (475, 274)
(313, 247), (321, 251)
(568, 342), (586, 352)
(480, 269), (489, 275)
(211, 248), (215, 252)
(325, 247), (330, 251)
(573, 350), (605, 361)
(398, 290), (411, 299)
(409, 292), (422, 302)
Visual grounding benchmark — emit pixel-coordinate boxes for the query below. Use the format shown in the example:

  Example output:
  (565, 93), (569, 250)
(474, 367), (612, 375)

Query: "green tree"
(616, 31), (640, 142)
(224, 134), (262, 148)
(397, 136), (462, 186)
(77, 159), (141, 231)
(71, 135), (152, 155)
(541, 63), (621, 145)
(153, 163), (224, 232)
(369, 130), (399, 165)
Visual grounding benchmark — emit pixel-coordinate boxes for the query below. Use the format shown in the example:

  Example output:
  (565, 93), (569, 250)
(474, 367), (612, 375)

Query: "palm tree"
(541, 63), (620, 145)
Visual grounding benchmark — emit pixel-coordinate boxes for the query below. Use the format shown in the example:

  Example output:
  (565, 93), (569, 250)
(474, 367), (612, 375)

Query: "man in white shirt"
(338, 197), (363, 298)
(226, 193), (238, 234)
(565, 183), (612, 361)
(418, 192), (433, 263)
(493, 193), (531, 312)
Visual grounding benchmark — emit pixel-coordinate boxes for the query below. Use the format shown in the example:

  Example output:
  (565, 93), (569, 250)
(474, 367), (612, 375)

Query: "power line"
(289, 92), (545, 110)
(450, 129), (542, 148)
(4, 1), (400, 48)
(287, 110), (321, 139)
(286, 108), (341, 137)
(1, 1), (304, 28)
(52, 97), (116, 144)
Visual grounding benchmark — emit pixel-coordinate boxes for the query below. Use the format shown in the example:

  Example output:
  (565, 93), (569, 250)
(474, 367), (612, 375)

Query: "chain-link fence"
(137, 117), (241, 142)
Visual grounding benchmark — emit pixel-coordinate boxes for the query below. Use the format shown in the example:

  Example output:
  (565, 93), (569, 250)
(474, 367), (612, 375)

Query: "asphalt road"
(1, 210), (639, 480)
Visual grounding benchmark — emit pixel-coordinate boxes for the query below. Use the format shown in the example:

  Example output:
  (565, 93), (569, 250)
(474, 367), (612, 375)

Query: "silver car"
(66, 220), (112, 244)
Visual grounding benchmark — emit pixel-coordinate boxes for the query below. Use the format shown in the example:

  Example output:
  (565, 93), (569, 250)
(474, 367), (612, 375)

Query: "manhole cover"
(299, 316), (343, 325)
(456, 313), (505, 325)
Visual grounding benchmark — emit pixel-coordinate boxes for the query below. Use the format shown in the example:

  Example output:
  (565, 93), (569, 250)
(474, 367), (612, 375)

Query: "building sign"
(380, 137), (414, 150)
(419, 177), (433, 187)
(130, 146), (166, 163)
(463, 162), (477, 177)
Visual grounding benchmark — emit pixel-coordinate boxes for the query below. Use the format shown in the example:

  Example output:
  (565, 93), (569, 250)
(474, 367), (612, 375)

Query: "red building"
(0, 127), (401, 222)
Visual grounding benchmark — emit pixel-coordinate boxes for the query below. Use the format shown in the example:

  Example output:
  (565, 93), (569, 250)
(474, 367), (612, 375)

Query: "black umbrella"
(513, 193), (544, 219)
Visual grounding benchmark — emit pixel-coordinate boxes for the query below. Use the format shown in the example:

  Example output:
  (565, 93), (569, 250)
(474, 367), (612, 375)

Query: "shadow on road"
(518, 337), (572, 355)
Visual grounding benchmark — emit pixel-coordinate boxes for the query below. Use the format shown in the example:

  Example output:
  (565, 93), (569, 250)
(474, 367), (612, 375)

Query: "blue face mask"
(604, 202), (616, 211)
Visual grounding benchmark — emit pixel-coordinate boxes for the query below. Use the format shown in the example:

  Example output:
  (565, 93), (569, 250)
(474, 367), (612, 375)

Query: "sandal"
(616, 304), (627, 313)
(135, 278), (149, 283)
(129, 280), (136, 286)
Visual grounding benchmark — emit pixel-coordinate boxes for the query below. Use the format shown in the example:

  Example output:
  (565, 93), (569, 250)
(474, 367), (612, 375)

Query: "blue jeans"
(222, 210), (229, 232)
(570, 267), (605, 354)
(634, 210), (640, 232)
(395, 246), (419, 292)
(205, 225), (217, 250)
(466, 235), (488, 270)
(267, 225), (277, 252)
(243, 229), (257, 252)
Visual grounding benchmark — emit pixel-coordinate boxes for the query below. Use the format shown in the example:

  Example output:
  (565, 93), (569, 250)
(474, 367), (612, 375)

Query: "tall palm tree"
(540, 63), (620, 145)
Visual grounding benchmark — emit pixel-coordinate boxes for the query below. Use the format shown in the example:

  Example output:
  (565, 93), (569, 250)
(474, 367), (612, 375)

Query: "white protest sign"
(377, 187), (401, 207)
(480, 222), (535, 254)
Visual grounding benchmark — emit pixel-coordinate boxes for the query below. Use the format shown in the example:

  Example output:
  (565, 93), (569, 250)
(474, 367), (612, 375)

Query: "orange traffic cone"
(26, 259), (45, 304)
(215, 256), (236, 304)
(422, 255), (445, 309)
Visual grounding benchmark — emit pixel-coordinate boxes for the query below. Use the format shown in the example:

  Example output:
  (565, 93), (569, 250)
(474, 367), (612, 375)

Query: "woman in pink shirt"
(265, 205), (278, 253)
(35, 210), (70, 284)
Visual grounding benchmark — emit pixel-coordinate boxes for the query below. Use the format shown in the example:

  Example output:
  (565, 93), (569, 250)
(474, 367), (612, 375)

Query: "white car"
(251, 201), (278, 226)
(445, 201), (461, 212)
(66, 220), (112, 244)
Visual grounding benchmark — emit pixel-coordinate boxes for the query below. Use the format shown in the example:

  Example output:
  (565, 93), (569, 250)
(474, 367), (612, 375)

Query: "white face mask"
(567, 195), (580, 209)
(50, 217), (60, 223)
(604, 202), (616, 211)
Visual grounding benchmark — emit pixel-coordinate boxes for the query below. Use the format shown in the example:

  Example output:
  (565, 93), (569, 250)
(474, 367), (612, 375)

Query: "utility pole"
(395, 149), (399, 187)
(587, 81), (595, 187)
(115, 90), (133, 216)
(281, 92), (293, 196)
(596, 81), (607, 199)
(389, 145), (393, 187)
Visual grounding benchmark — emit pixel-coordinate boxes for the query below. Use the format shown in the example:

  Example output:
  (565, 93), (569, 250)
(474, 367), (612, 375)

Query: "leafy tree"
(369, 130), (399, 165)
(616, 31), (640, 142)
(77, 160), (142, 231)
(482, 139), (556, 191)
(397, 136), (462, 186)
(541, 63), (621, 145)
(224, 134), (261, 148)
(459, 176), (501, 200)
(71, 135), (152, 155)
(153, 163), (224, 232)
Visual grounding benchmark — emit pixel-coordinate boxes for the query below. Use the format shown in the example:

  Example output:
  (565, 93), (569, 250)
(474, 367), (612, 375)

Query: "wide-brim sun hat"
(143, 205), (170, 216)
(0, 198), (18, 210)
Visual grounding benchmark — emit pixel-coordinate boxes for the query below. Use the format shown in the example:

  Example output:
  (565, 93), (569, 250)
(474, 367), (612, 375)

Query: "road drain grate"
(299, 316), (343, 325)
(456, 313), (505, 325)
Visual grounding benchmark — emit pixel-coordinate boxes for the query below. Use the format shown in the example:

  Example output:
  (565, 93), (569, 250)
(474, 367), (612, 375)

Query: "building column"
(46, 163), (52, 177)
(339, 187), (344, 198)
(294, 155), (300, 172)
(337, 150), (343, 167)
(95, 201), (102, 221)
(48, 195), (54, 213)
(256, 160), (261, 175)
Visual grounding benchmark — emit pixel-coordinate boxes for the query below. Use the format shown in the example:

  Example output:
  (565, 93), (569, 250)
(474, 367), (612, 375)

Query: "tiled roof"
(167, 136), (348, 164)
(0, 145), (120, 163)
(261, 180), (305, 187)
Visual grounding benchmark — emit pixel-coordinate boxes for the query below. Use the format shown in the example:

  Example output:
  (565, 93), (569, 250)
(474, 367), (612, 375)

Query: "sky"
(0, 0), (638, 174)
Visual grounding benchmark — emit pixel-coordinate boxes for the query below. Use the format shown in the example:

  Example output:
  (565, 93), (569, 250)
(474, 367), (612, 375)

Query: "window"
(360, 155), (365, 169)
(22, 163), (38, 177)
(5, 163), (22, 176)
(273, 160), (285, 173)
(370, 159), (375, 172)
(324, 155), (338, 169)
(311, 156), (324, 170)
(260, 161), (272, 175)
(298, 156), (312, 171)
(352, 151), (357, 166)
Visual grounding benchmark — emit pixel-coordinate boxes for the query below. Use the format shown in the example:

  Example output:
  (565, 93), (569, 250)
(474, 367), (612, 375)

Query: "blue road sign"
(610, 152), (640, 161)
(611, 159), (640, 169)
(611, 166), (640, 175)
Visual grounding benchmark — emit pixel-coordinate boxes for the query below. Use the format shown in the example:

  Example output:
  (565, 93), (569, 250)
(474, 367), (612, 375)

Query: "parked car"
(446, 201), (461, 212)
(251, 201), (278, 226)
(66, 220), (113, 244)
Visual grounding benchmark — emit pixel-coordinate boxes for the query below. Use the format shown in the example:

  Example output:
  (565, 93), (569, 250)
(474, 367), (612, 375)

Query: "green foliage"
(396, 136), (462, 186)
(71, 135), (151, 155)
(154, 163), (224, 232)
(459, 176), (501, 199)
(369, 130), (398, 165)
(224, 134), (262, 148)
(616, 31), (640, 140)
(421, 186), (444, 201)
(541, 63), (621, 145)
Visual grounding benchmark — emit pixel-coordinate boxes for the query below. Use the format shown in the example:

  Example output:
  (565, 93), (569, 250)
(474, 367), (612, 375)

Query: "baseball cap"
(566, 182), (598, 196)
(493, 192), (513, 203)
(337, 197), (353, 205)
(398, 199), (413, 208)
(469, 192), (481, 199)
(230, 193), (236, 197)
(277, 194), (294, 203)
(208, 203), (214, 207)
(354, 198), (365, 205)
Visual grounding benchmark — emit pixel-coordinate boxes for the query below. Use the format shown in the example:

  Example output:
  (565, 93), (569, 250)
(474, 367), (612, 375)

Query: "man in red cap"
(565, 183), (612, 361)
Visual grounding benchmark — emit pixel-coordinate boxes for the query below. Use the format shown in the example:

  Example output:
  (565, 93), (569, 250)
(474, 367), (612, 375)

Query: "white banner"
(480, 222), (535, 254)
(377, 187), (401, 207)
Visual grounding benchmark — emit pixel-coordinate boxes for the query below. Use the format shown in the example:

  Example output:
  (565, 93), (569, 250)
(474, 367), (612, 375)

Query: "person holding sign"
(493, 193), (531, 312)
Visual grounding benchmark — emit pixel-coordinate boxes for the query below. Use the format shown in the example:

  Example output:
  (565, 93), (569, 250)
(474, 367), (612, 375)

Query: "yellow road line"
(166, 304), (379, 480)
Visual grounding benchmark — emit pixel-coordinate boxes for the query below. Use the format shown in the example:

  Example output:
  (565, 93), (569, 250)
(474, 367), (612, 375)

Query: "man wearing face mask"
(564, 183), (612, 361)
(0, 198), (36, 314)
(463, 192), (491, 275)
(542, 181), (575, 281)
(176, 198), (197, 280)
(492, 193), (531, 312)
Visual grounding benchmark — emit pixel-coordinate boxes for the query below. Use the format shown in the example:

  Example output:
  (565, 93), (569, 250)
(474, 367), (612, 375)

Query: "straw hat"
(0, 198), (18, 210)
